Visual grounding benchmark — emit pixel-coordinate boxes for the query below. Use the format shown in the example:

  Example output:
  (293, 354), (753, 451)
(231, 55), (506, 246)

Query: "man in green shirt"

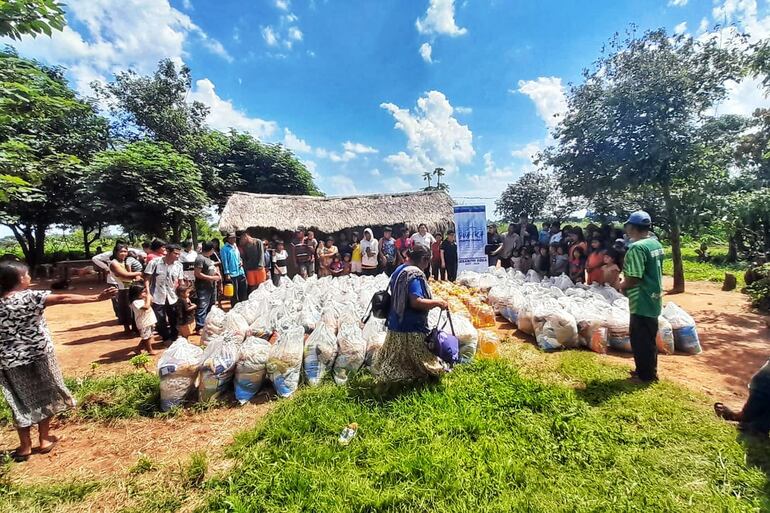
(621, 211), (664, 383)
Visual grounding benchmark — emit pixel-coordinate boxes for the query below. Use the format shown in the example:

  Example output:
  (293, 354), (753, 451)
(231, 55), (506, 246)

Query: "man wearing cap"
(221, 232), (247, 305)
(621, 211), (665, 383)
(486, 224), (503, 267)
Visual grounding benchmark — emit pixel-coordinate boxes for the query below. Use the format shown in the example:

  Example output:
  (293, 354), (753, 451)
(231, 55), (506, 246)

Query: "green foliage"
(129, 454), (158, 475)
(182, 451), (208, 489)
(725, 188), (770, 258)
(86, 141), (207, 240)
(207, 357), (769, 512)
(661, 244), (747, 286)
(129, 354), (152, 372)
(0, 480), (100, 512)
(0, 0), (65, 41)
(745, 263), (770, 311)
(496, 171), (554, 220)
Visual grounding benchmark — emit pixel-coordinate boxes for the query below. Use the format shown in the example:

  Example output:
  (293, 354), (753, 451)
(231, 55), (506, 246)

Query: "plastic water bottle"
(338, 423), (358, 445)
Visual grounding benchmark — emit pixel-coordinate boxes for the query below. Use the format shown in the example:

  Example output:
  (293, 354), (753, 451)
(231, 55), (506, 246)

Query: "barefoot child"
(601, 249), (622, 290)
(175, 284), (197, 338)
(329, 254), (344, 276)
(129, 284), (157, 355)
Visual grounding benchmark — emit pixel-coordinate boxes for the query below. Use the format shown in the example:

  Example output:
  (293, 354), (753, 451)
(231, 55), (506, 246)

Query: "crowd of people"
(485, 215), (632, 290)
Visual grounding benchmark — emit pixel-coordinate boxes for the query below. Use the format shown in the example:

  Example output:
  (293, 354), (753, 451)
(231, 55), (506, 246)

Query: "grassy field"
(2, 332), (769, 512)
(663, 244), (748, 287)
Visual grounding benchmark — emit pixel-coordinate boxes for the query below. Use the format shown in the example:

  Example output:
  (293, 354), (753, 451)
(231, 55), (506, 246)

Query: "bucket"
(223, 283), (234, 298)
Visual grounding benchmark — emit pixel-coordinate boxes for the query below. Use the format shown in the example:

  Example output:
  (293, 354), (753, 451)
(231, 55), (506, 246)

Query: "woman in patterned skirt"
(0, 260), (116, 461)
(372, 244), (448, 384)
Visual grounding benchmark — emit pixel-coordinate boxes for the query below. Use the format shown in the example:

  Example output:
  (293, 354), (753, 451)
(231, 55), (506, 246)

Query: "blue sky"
(4, 0), (770, 236)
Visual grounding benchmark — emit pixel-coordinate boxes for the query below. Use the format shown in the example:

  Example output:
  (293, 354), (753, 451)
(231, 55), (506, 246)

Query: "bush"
(745, 263), (770, 311)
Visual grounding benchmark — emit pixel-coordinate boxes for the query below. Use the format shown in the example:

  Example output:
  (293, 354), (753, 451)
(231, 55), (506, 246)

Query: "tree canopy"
(0, 0), (65, 41)
(495, 171), (554, 221)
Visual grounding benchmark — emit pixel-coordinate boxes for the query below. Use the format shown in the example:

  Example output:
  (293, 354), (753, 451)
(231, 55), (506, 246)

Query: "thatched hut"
(218, 190), (455, 237)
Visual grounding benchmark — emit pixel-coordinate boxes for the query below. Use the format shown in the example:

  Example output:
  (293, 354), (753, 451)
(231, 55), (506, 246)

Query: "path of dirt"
(2, 274), (768, 484)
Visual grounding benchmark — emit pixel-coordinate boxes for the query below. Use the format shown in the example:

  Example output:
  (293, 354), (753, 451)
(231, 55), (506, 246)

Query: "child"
(272, 241), (288, 286)
(175, 284), (196, 339)
(342, 253), (352, 276)
(129, 284), (157, 355)
(329, 254), (344, 276)
(601, 249), (622, 290)
(550, 244), (569, 277)
(350, 233), (362, 275)
(585, 238), (605, 285)
(569, 246), (587, 284)
(532, 244), (550, 278)
(431, 233), (445, 281)
(518, 247), (533, 274)
(510, 249), (522, 272)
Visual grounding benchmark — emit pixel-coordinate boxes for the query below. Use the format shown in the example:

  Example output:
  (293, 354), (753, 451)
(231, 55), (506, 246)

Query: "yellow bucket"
(223, 283), (234, 297)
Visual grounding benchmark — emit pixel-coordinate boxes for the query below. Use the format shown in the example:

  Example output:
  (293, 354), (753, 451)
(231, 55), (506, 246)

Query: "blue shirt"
(386, 264), (430, 334)
(381, 237), (397, 263)
(220, 243), (244, 277)
(539, 229), (551, 245)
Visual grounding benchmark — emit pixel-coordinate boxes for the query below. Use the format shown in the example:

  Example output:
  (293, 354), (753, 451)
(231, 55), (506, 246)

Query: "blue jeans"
(195, 287), (215, 329)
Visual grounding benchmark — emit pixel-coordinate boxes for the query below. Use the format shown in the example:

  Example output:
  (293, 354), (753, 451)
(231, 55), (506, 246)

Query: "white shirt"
(273, 250), (288, 275)
(144, 258), (184, 305)
(549, 233), (563, 245)
(131, 299), (157, 330)
(410, 232), (435, 249)
(180, 250), (198, 282)
(360, 238), (379, 268)
(93, 249), (144, 285)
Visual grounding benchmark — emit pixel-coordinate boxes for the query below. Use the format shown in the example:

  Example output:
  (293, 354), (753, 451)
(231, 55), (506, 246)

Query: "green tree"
(86, 141), (207, 242)
(542, 29), (743, 292)
(496, 171), (554, 221)
(422, 171), (432, 189)
(0, 0), (65, 40)
(0, 49), (109, 267)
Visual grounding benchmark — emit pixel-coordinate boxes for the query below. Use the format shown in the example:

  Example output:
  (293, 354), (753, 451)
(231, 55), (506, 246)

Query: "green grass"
(0, 477), (101, 512)
(0, 371), (161, 425)
(663, 244), (748, 287)
(205, 353), (770, 513)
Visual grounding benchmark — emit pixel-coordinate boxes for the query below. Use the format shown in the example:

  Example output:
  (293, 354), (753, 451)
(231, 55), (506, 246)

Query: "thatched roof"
(218, 190), (455, 234)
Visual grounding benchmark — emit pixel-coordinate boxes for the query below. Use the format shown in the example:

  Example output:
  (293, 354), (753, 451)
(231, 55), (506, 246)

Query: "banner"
(454, 205), (488, 274)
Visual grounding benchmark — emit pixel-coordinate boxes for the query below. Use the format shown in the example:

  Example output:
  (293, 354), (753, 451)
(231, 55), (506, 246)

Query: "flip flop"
(11, 451), (30, 462)
(38, 437), (59, 454)
(714, 402), (739, 421)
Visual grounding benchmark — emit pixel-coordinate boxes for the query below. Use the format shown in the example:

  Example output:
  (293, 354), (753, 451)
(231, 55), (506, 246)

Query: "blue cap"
(625, 210), (652, 227)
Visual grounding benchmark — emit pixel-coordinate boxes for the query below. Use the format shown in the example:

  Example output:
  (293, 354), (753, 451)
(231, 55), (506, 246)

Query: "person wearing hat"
(621, 211), (664, 383)
(486, 223), (503, 267)
(221, 232), (247, 305)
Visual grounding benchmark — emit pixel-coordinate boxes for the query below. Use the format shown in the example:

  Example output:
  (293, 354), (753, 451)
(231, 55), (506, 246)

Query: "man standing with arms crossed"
(621, 211), (664, 384)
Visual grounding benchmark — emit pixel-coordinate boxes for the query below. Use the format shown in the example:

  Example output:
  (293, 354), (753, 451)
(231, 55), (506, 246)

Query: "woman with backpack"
(372, 245), (448, 384)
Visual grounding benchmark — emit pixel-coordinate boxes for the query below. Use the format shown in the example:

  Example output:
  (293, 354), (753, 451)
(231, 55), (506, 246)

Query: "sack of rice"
(223, 311), (250, 343)
(300, 301), (321, 333)
(158, 337), (203, 411)
(656, 316), (675, 355)
(333, 322), (366, 385)
(361, 316), (386, 367)
(452, 313), (478, 363)
(303, 323), (338, 385)
(607, 306), (632, 352)
(198, 333), (239, 402)
(267, 326), (305, 398)
(234, 336), (271, 404)
(200, 306), (226, 343)
(662, 302), (702, 354)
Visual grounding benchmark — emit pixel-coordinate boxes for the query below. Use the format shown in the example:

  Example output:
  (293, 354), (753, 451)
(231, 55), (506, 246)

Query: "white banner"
(454, 205), (488, 274)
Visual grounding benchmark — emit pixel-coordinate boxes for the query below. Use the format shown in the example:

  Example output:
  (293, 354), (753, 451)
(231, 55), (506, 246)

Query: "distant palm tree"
(422, 171), (433, 188)
(433, 167), (445, 188)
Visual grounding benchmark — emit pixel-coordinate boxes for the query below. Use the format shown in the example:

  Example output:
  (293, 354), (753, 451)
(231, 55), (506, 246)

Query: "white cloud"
(515, 76), (567, 130)
(283, 128), (312, 153)
(668, 0), (688, 6)
(416, 0), (467, 37)
(328, 175), (358, 195)
(189, 79), (278, 139)
(329, 151), (356, 163)
(343, 141), (378, 154)
(370, 169), (381, 177)
(380, 90), (474, 175)
(455, 106), (472, 114)
(719, 77), (770, 116)
(419, 42), (433, 63)
(674, 21), (688, 35)
(288, 26), (303, 42)
(510, 141), (543, 163)
(182, 0), (193, 10)
(276, 0), (289, 10)
(283, 13), (298, 23)
(262, 26), (279, 46)
(304, 160), (319, 179)
(383, 176), (415, 193)
(698, 17), (710, 33)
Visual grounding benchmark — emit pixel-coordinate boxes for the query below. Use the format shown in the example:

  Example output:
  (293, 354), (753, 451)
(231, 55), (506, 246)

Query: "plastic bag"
(535, 311), (578, 352)
(303, 323), (338, 386)
(267, 326), (305, 398)
(201, 306), (226, 343)
(198, 333), (240, 402)
(223, 311), (250, 343)
(525, 270), (541, 283)
(333, 322), (366, 385)
(300, 302), (321, 333)
(158, 337), (203, 411)
(478, 273), (498, 292)
(452, 314), (479, 363)
(320, 304), (339, 334)
(234, 336), (271, 404)
(662, 302), (702, 354)
(607, 307), (632, 352)
(661, 302), (696, 330)
(231, 300), (259, 325)
(656, 316), (675, 355)
(361, 316), (387, 366)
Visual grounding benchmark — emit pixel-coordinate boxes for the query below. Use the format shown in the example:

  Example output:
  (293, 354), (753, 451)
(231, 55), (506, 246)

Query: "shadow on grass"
(346, 373), (446, 405)
(575, 377), (652, 406)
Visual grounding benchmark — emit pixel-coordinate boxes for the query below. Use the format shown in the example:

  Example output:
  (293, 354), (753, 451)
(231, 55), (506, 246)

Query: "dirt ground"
(2, 274), (769, 485)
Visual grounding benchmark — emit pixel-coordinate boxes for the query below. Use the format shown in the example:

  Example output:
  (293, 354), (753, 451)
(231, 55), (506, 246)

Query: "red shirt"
(431, 241), (442, 261)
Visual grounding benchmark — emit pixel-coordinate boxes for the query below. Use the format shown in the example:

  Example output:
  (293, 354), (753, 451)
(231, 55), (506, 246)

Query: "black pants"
(385, 261), (398, 277)
(230, 274), (248, 306)
(431, 261), (446, 281)
(362, 267), (378, 277)
(152, 301), (179, 342)
(446, 262), (458, 282)
(742, 365), (770, 434)
(629, 314), (658, 381)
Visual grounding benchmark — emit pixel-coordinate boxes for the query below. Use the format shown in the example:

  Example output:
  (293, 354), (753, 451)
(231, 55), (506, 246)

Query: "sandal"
(11, 450), (31, 462)
(38, 437), (59, 454)
(714, 403), (740, 421)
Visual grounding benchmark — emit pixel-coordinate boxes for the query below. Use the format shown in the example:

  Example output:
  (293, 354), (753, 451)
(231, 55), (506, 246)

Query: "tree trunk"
(663, 185), (685, 293)
(34, 223), (46, 270)
(171, 222), (181, 244)
(82, 224), (92, 259)
(727, 234), (738, 263)
(190, 217), (198, 247)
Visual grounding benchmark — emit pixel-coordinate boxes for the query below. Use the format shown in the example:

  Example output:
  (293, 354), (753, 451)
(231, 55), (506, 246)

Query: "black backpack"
(362, 284), (392, 323)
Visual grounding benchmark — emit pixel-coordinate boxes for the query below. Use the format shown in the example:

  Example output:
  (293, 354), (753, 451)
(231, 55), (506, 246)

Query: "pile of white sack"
(157, 273), (480, 410)
(459, 268), (701, 356)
